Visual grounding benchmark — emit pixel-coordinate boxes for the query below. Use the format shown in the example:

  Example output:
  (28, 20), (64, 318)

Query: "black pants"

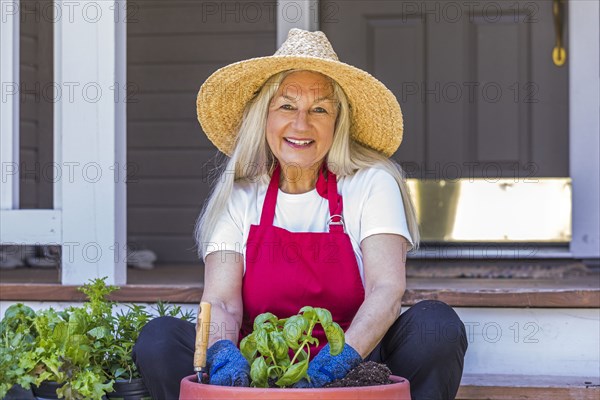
(133, 300), (467, 400)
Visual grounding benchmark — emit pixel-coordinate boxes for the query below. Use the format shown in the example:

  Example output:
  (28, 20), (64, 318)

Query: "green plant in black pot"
(105, 303), (151, 381)
(1, 278), (195, 399)
(82, 278), (196, 399)
(0, 303), (38, 398)
(104, 300), (194, 399)
(1, 280), (118, 399)
(71, 277), (153, 399)
(24, 304), (113, 399)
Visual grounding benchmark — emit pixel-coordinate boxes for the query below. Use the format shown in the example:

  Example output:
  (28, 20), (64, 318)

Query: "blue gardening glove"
(206, 339), (250, 386)
(293, 343), (362, 388)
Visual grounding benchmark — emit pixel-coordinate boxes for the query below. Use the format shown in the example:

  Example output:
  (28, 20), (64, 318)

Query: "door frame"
(568, 0), (600, 262)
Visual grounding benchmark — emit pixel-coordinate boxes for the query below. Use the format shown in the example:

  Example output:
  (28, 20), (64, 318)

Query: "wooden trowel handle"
(193, 302), (212, 372)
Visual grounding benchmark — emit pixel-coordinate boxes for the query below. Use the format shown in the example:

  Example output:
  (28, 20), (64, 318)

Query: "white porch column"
(0, 0), (20, 210)
(569, 0), (600, 261)
(277, 0), (319, 47)
(55, 0), (127, 284)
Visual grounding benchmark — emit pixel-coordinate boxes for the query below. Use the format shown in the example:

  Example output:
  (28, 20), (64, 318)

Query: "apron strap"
(260, 163), (281, 226)
(325, 168), (344, 233)
(316, 163), (344, 232)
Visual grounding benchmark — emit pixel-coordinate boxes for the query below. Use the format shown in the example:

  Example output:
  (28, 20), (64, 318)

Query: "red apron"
(240, 163), (365, 359)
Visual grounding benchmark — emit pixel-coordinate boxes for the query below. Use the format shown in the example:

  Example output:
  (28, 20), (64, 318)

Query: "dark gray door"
(320, 0), (568, 179)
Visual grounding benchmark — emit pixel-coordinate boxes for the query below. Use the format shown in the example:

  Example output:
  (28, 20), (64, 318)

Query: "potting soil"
(324, 361), (393, 388)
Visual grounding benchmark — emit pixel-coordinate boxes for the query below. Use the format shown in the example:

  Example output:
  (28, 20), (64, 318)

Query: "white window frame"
(1, 0), (20, 210)
(0, 0), (127, 284)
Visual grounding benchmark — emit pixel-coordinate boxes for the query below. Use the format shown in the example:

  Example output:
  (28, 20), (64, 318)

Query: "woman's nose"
(292, 110), (310, 131)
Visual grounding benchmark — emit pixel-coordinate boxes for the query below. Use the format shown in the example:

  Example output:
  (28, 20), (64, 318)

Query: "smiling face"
(266, 71), (339, 178)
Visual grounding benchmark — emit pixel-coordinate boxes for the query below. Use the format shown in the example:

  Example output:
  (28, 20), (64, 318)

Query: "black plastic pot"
(106, 378), (151, 400)
(31, 381), (62, 400)
(30, 378), (150, 400)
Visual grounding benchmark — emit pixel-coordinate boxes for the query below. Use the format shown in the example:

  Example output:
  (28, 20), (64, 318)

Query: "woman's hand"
(292, 343), (362, 388)
(206, 339), (251, 386)
(201, 251), (247, 386)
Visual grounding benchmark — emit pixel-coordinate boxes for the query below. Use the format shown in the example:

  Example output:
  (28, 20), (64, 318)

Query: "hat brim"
(196, 55), (403, 157)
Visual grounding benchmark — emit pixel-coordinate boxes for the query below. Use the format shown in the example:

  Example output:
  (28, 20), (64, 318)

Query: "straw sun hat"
(196, 28), (403, 158)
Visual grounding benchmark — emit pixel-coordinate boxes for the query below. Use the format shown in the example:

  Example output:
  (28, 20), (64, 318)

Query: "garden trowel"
(193, 301), (212, 383)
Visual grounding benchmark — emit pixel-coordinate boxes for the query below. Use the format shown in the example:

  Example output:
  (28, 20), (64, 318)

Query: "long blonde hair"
(194, 70), (420, 260)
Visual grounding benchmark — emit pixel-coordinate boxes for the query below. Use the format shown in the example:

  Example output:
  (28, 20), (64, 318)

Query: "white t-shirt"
(204, 167), (414, 286)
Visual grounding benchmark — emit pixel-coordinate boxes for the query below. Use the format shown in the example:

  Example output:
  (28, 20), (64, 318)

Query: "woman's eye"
(281, 104), (294, 110)
(313, 107), (328, 113)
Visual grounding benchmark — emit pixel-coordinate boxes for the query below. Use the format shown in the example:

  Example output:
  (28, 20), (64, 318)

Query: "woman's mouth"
(284, 138), (315, 148)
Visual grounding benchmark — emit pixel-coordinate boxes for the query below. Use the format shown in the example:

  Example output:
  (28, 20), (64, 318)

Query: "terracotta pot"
(179, 374), (411, 400)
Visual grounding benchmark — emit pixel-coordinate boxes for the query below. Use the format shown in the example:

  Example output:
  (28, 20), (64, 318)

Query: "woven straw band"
(197, 28), (403, 157)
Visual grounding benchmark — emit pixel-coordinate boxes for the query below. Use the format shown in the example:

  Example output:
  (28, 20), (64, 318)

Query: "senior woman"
(133, 29), (467, 400)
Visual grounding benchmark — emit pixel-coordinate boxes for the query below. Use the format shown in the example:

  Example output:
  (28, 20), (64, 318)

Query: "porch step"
(457, 374), (600, 400)
(0, 260), (600, 308)
(1, 276), (599, 307)
(1, 264), (598, 307)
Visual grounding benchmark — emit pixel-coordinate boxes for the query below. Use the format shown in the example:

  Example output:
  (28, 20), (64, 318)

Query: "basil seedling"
(239, 306), (345, 388)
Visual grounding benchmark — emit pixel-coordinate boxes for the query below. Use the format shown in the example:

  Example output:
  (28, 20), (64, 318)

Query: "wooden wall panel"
(366, 16), (426, 178)
(128, 1), (275, 34)
(128, 149), (217, 178)
(127, 1), (275, 264)
(128, 120), (213, 148)
(129, 208), (200, 235)
(128, 180), (205, 207)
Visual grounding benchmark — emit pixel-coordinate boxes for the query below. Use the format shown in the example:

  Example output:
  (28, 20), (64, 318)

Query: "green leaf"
(276, 354), (291, 368)
(275, 359), (308, 387)
(240, 334), (258, 363)
(3, 304), (35, 321)
(299, 306), (315, 321)
(300, 307), (316, 329)
(87, 326), (110, 339)
(303, 335), (319, 346)
(0, 385), (10, 399)
(299, 306), (314, 314)
(255, 329), (270, 356)
(324, 322), (345, 355)
(315, 308), (332, 326)
(250, 357), (268, 387)
(253, 312), (278, 331)
(270, 364), (288, 382)
(269, 331), (288, 360)
(113, 367), (126, 379)
(282, 315), (306, 349)
(295, 349), (308, 362)
(50, 322), (69, 346)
